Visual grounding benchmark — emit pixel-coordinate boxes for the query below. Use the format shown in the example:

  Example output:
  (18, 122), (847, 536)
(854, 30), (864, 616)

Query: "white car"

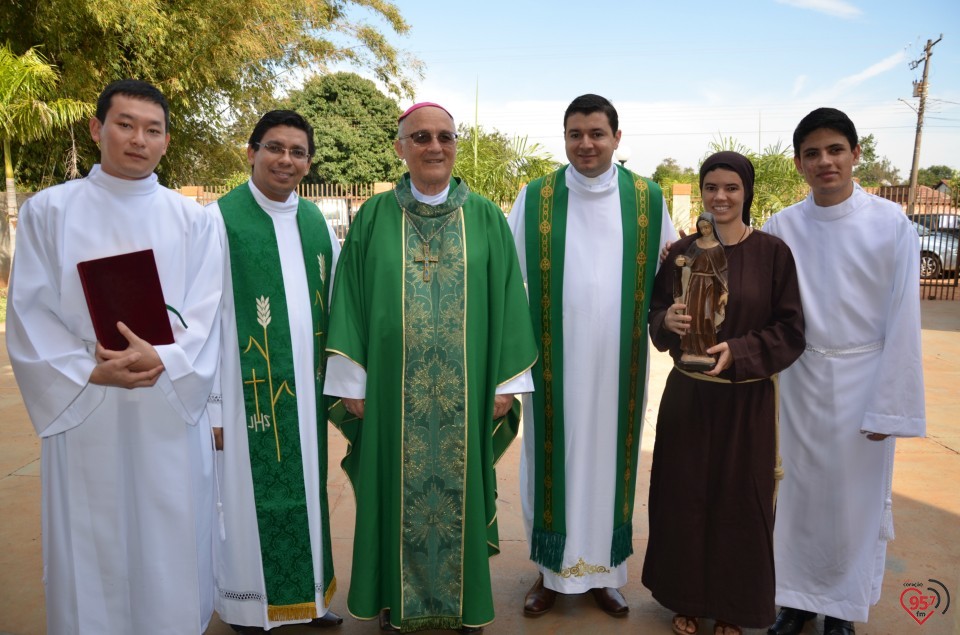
(913, 221), (959, 279)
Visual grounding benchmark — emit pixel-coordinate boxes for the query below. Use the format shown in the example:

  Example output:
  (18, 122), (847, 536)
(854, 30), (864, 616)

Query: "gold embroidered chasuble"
(327, 176), (537, 632)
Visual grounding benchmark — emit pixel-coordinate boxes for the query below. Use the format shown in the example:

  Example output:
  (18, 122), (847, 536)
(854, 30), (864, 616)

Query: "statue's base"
(677, 354), (716, 372)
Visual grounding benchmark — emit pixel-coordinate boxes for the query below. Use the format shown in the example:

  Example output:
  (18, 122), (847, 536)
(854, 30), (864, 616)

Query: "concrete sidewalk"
(2, 301), (958, 635)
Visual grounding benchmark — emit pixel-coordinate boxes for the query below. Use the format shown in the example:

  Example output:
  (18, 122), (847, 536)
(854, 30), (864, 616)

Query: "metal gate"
(866, 185), (958, 301)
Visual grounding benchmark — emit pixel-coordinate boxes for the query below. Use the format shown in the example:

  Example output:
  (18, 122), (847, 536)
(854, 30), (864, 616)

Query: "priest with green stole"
(323, 102), (537, 634)
(207, 110), (343, 631)
(507, 94), (678, 619)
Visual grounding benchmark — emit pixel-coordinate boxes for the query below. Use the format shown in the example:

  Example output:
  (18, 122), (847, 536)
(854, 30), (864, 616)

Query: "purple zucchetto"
(397, 102), (453, 124)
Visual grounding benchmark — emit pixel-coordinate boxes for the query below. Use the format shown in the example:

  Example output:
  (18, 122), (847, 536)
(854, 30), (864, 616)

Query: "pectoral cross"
(414, 243), (439, 282)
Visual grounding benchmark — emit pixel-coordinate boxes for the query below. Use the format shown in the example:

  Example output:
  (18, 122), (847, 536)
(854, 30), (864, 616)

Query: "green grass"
(0, 288), (6, 323)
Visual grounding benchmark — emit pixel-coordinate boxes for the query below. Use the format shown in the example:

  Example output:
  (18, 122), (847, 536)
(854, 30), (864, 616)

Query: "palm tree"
(751, 142), (808, 225)
(705, 137), (807, 226)
(455, 124), (559, 210)
(453, 90), (559, 210)
(0, 44), (92, 284)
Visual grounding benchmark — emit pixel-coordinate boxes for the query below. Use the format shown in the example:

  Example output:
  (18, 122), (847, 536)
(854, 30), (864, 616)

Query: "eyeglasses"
(397, 130), (458, 146)
(252, 141), (311, 161)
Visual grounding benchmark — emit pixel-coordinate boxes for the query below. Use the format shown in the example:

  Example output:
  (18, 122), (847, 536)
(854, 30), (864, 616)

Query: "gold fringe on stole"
(673, 367), (783, 506)
(267, 601), (318, 622)
(324, 577), (337, 606)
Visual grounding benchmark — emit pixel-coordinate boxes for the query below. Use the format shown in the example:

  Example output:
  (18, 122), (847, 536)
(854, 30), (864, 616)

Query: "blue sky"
(340, 0), (959, 179)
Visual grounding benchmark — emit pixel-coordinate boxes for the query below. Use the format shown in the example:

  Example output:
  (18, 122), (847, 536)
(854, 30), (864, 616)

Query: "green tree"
(286, 72), (403, 185)
(704, 137), (808, 225)
(853, 134), (901, 186)
(0, 0), (419, 187)
(0, 45), (92, 284)
(751, 142), (808, 221)
(917, 164), (956, 188)
(454, 123), (559, 209)
(949, 177), (960, 200)
(652, 158), (698, 216)
(651, 157), (696, 186)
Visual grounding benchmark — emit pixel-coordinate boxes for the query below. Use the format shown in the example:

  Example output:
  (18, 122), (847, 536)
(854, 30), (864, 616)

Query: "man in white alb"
(763, 107), (925, 635)
(6, 79), (222, 634)
(207, 110), (342, 632)
(508, 94), (677, 618)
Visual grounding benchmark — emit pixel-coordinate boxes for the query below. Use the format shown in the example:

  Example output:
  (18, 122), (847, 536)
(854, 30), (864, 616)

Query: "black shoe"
(767, 607), (816, 635)
(379, 608), (400, 632)
(823, 616), (855, 635)
(309, 610), (344, 627)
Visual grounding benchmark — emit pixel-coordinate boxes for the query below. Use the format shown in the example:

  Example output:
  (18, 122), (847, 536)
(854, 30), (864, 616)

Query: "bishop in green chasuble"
(326, 175), (537, 632)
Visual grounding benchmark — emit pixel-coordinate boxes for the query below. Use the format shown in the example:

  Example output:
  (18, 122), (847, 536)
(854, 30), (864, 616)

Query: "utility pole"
(907, 34), (942, 215)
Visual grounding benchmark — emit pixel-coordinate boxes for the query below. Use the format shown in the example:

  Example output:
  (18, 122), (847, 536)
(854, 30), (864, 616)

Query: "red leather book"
(76, 249), (175, 351)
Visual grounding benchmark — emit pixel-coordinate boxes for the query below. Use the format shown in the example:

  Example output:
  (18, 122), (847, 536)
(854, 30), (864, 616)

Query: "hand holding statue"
(673, 213), (729, 371)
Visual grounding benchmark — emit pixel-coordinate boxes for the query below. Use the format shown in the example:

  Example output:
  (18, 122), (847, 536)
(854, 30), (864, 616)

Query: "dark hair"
(96, 79), (170, 130)
(248, 110), (315, 157)
(699, 151), (755, 225)
(792, 107), (858, 156)
(563, 94), (618, 133)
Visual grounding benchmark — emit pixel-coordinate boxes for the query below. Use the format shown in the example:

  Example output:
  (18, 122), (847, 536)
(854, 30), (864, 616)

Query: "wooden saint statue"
(674, 213), (729, 371)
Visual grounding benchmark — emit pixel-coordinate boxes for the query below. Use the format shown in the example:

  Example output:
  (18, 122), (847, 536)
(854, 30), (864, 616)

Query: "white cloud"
(836, 51), (906, 86)
(776, 0), (862, 19)
(802, 51), (906, 103)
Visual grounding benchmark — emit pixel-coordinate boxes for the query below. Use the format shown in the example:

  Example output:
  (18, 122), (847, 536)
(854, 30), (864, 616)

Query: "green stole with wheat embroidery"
(523, 165), (662, 571)
(219, 184), (334, 621)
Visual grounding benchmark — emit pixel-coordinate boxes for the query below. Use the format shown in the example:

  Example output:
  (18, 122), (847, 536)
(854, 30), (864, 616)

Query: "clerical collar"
(247, 180), (298, 215)
(394, 173), (469, 218)
(568, 163), (617, 192)
(87, 164), (159, 197)
(804, 182), (864, 222)
(411, 180), (450, 205)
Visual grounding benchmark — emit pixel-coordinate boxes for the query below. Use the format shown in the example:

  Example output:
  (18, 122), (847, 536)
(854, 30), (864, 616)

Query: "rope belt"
(805, 339), (883, 357)
(674, 366), (783, 507)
